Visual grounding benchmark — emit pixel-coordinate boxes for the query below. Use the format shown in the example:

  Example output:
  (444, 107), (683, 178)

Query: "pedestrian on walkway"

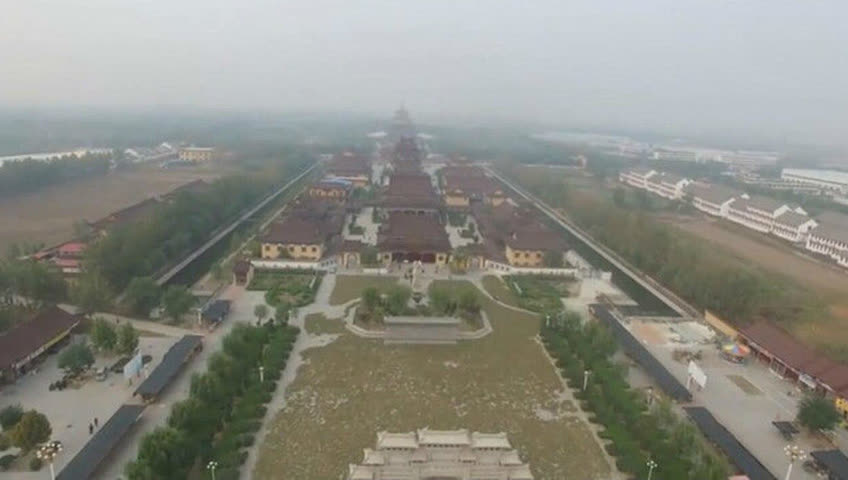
(89, 423), (93, 435)
(94, 417), (99, 428)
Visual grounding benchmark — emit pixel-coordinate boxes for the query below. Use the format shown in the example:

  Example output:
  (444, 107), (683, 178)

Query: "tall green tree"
(361, 287), (380, 312)
(125, 427), (195, 480)
(123, 277), (161, 317)
(162, 286), (194, 322)
(9, 410), (51, 452)
(58, 343), (94, 375)
(70, 273), (113, 313)
(458, 289), (480, 313)
(90, 318), (117, 351)
(116, 322), (140, 355)
(428, 287), (453, 315)
(798, 394), (841, 431)
(0, 404), (23, 430)
(5, 260), (66, 306)
(385, 285), (411, 315)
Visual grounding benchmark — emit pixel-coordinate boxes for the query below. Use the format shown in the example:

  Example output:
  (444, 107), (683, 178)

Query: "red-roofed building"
(738, 321), (848, 416)
(58, 242), (86, 257)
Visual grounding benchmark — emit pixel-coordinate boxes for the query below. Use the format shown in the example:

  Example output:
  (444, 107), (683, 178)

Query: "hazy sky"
(2, 1), (847, 146)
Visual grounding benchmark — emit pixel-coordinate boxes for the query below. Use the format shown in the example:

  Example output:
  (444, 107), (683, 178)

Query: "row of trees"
(542, 315), (730, 480)
(360, 285), (412, 318)
(0, 152), (112, 198)
(0, 405), (51, 455)
(126, 322), (299, 480)
(84, 175), (275, 292)
(0, 259), (68, 334)
(428, 285), (481, 318)
(510, 167), (821, 328)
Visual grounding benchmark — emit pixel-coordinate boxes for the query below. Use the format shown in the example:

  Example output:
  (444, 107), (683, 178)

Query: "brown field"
(0, 164), (229, 251)
(660, 214), (848, 352)
(664, 216), (848, 295)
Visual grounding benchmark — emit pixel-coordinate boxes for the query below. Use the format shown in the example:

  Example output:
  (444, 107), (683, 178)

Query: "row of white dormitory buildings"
(619, 168), (848, 268)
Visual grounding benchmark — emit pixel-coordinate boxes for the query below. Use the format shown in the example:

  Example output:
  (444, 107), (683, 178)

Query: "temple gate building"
(347, 428), (534, 480)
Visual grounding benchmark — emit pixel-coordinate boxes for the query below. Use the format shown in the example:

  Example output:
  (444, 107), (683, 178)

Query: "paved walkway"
(241, 274), (346, 480)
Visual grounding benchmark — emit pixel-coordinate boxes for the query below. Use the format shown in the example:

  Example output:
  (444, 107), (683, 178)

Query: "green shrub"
(240, 434), (255, 447)
(229, 420), (261, 435)
(0, 433), (9, 451)
(0, 405), (23, 430)
(0, 454), (16, 471)
(29, 457), (43, 471)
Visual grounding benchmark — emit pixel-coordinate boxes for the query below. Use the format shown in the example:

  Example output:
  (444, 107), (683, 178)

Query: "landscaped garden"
(352, 283), (484, 331)
(253, 280), (613, 479)
(506, 274), (576, 313)
(328, 275), (401, 305)
(248, 270), (323, 309)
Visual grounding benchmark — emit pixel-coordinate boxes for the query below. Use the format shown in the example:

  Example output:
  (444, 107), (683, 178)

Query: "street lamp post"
(36, 441), (63, 480)
(259, 365), (265, 383)
(783, 444), (806, 480)
(583, 370), (592, 391)
(647, 459), (657, 480)
(207, 460), (219, 480)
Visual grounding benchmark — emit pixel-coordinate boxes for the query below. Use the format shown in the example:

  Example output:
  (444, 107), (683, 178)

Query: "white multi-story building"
(772, 211), (818, 243)
(687, 184), (744, 217)
(652, 148), (701, 162)
(726, 195), (802, 234)
(347, 429), (534, 480)
(807, 225), (848, 268)
(781, 168), (848, 195)
(618, 168), (657, 189)
(645, 173), (691, 200)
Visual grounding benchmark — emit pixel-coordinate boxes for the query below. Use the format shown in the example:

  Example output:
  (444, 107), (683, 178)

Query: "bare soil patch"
(665, 216), (848, 294)
(726, 374), (763, 396)
(0, 164), (228, 250)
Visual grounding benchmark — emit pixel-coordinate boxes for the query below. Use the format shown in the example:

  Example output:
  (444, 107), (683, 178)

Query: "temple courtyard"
(252, 278), (614, 480)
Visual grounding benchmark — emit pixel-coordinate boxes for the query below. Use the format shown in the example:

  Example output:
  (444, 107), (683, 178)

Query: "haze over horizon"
(3, 1), (847, 147)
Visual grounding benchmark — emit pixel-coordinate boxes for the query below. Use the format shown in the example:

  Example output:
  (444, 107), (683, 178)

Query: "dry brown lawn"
(254, 280), (612, 480)
(481, 274), (521, 308)
(666, 216), (848, 295)
(328, 274), (402, 305)
(661, 215), (848, 351)
(0, 164), (228, 251)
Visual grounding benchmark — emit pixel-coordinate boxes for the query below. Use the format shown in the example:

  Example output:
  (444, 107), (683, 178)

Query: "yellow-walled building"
(261, 217), (326, 261)
(504, 228), (566, 268)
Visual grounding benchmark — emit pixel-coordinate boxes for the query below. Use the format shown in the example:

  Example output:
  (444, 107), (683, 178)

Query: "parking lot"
(93, 285), (266, 480)
(628, 318), (834, 480)
(0, 334), (178, 477)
